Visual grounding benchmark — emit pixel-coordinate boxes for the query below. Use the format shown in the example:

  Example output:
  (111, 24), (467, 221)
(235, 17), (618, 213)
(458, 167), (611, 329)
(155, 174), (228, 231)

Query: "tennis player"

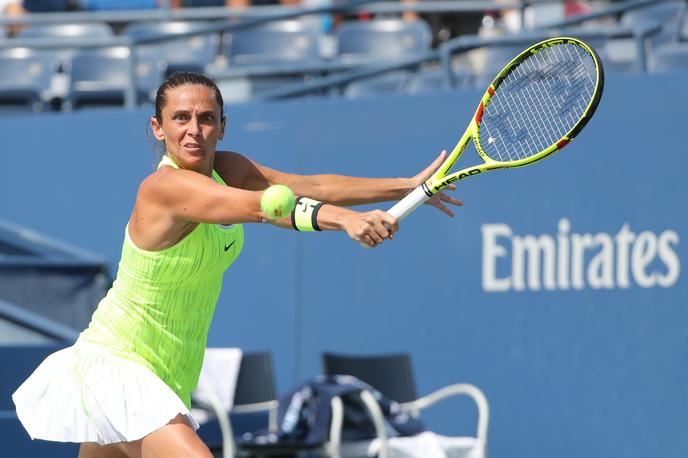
(12, 71), (461, 457)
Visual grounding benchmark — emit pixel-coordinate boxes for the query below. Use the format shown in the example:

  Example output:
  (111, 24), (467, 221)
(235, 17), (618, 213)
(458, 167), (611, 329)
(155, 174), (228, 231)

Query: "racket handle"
(359, 186), (431, 248)
(387, 185), (431, 221)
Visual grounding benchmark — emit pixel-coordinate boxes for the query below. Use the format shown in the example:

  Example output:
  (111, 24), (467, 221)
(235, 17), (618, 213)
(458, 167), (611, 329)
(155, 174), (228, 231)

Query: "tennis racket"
(388, 36), (604, 223)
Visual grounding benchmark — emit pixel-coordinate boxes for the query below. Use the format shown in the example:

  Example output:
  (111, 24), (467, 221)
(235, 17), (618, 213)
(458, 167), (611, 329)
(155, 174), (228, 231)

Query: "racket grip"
(387, 186), (431, 221)
(359, 186), (431, 248)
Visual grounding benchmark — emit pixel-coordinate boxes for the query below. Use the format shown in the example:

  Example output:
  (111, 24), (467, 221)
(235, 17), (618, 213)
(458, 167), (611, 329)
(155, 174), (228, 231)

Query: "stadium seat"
(322, 352), (489, 458)
(648, 41), (688, 73)
(343, 71), (414, 98)
(219, 20), (323, 99)
(122, 21), (221, 75)
(63, 47), (165, 110)
(77, 0), (157, 10)
(223, 20), (322, 66)
(335, 19), (432, 62)
(473, 44), (526, 88)
(17, 22), (114, 71)
(23, 0), (71, 12)
(408, 66), (472, 93)
(0, 50), (57, 112)
(620, 0), (686, 47)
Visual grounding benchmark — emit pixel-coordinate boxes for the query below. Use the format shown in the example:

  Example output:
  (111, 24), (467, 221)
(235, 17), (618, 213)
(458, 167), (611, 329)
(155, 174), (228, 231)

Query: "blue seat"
(0, 50), (57, 112)
(620, 0), (686, 47)
(220, 20), (323, 99)
(473, 44), (526, 88)
(223, 20), (322, 66)
(343, 71), (414, 98)
(335, 19), (432, 62)
(249, 75), (313, 96)
(17, 23), (114, 70)
(77, 0), (157, 10)
(648, 41), (688, 73)
(408, 66), (472, 94)
(122, 21), (220, 74)
(22, 0), (71, 12)
(64, 47), (165, 110)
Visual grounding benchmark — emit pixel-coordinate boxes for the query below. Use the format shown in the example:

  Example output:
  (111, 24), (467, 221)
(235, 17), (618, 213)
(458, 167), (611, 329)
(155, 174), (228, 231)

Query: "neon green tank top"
(79, 155), (244, 408)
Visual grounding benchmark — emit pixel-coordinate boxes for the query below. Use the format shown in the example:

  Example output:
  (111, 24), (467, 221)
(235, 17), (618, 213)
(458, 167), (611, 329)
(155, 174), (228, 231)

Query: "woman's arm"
(216, 150), (462, 217)
(131, 163), (398, 248)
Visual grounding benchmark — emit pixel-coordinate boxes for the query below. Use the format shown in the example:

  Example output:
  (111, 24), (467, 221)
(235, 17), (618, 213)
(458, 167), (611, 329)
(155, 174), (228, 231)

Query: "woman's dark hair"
(154, 71), (225, 124)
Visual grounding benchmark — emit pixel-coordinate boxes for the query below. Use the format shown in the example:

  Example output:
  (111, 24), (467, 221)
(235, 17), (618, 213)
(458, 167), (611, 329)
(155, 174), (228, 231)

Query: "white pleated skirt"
(12, 340), (199, 445)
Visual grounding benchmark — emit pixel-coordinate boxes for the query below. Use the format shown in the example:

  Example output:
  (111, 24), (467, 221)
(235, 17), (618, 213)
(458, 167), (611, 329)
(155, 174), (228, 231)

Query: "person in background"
(0, 0), (27, 36)
(170, 0), (301, 8)
(480, 0), (593, 36)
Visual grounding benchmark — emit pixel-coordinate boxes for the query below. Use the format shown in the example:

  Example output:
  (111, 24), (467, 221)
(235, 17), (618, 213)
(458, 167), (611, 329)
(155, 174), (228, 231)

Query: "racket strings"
(479, 43), (597, 163)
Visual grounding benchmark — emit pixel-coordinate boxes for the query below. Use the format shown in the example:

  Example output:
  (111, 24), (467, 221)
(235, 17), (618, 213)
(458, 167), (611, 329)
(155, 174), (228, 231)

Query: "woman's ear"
(150, 116), (165, 141)
(218, 117), (226, 140)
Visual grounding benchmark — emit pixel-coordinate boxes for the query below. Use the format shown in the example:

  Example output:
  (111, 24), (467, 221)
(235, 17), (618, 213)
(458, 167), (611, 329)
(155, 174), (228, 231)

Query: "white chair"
(323, 352), (489, 458)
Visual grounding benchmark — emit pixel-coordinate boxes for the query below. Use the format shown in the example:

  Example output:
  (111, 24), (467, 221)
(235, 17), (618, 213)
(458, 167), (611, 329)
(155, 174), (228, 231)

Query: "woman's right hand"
(341, 210), (399, 248)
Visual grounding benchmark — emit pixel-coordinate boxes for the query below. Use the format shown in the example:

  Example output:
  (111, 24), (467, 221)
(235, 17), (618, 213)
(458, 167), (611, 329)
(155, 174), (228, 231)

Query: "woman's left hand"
(408, 150), (463, 217)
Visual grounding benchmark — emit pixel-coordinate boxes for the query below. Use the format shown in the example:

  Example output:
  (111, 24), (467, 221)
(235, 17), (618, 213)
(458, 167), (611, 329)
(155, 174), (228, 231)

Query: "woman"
(13, 72), (461, 457)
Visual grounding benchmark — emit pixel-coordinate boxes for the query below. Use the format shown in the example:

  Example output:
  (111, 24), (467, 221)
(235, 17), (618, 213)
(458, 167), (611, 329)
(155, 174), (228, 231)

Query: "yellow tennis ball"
(261, 184), (295, 219)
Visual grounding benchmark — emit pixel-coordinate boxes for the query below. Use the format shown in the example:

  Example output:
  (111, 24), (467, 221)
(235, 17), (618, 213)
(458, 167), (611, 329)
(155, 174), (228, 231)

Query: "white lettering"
(632, 231), (658, 288)
(512, 235), (556, 291)
(614, 224), (635, 289)
(481, 220), (680, 292)
(571, 233), (594, 290)
(587, 233), (614, 289)
(557, 218), (570, 290)
(481, 224), (512, 292)
(657, 230), (680, 287)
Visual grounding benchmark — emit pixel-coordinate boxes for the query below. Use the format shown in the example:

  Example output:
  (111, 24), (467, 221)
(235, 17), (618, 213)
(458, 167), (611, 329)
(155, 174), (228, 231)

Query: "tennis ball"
(260, 184), (295, 219)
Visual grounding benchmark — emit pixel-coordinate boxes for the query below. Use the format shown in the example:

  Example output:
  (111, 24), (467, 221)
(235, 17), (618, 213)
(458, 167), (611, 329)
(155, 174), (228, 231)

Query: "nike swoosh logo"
(224, 241), (235, 252)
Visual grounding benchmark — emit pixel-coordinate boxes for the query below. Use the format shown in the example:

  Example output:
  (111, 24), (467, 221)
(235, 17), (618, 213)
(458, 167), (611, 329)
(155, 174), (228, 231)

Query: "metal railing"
(0, 298), (79, 341)
(0, 1), (528, 26)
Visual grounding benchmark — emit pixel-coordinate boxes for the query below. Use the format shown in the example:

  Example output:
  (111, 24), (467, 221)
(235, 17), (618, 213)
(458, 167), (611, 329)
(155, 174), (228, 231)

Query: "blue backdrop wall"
(1, 72), (686, 458)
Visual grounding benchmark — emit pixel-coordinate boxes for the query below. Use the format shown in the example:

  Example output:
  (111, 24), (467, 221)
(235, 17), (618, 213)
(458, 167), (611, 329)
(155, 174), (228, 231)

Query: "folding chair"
(63, 46), (165, 110)
(335, 19), (432, 63)
(323, 352), (489, 458)
(122, 21), (221, 74)
(648, 41), (688, 73)
(195, 351), (388, 458)
(0, 50), (57, 112)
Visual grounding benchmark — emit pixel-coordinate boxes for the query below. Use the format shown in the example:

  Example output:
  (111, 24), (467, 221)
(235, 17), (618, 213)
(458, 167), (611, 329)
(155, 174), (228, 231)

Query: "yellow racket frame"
(382, 36), (604, 224)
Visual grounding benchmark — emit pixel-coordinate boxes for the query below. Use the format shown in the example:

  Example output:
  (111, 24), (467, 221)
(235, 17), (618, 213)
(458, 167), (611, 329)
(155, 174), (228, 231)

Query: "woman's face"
(151, 84), (225, 173)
